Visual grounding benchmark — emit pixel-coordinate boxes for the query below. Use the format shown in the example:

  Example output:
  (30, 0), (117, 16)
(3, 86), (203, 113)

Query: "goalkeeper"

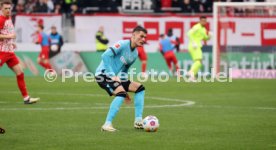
(187, 16), (212, 82)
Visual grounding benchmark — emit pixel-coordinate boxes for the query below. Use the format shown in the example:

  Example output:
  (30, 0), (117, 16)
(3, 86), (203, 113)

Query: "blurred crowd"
(12, 0), (274, 14)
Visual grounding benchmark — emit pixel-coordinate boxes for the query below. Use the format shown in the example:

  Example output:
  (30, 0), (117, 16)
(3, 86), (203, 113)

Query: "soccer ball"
(51, 44), (58, 51)
(142, 115), (159, 132)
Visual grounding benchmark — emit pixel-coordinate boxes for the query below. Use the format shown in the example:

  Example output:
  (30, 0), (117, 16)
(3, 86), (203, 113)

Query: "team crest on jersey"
(114, 43), (120, 49)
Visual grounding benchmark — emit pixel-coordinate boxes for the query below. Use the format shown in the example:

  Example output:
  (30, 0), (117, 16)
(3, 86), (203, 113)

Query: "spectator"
(64, 0), (77, 13)
(15, 0), (24, 13)
(181, 0), (193, 13)
(190, 0), (201, 13)
(172, 0), (181, 8)
(95, 26), (109, 52)
(33, 0), (48, 13)
(54, 3), (62, 14)
(45, 0), (54, 13)
(25, 0), (36, 13)
(202, 0), (213, 13)
(161, 0), (172, 9)
(49, 26), (63, 58)
(70, 3), (78, 26)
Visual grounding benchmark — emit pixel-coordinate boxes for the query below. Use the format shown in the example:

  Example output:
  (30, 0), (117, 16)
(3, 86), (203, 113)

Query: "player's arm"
(203, 30), (212, 41)
(35, 33), (42, 44)
(0, 18), (15, 39)
(187, 25), (199, 40)
(59, 36), (64, 47)
(96, 33), (109, 44)
(188, 25), (200, 49)
(120, 59), (136, 81)
(101, 42), (123, 78)
(0, 34), (16, 39)
(159, 43), (164, 55)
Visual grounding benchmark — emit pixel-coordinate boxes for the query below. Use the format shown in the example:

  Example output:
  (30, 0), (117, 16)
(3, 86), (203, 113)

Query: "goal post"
(213, 2), (276, 78)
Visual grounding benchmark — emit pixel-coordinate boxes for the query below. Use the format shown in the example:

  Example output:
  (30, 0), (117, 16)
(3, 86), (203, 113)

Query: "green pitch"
(0, 77), (275, 150)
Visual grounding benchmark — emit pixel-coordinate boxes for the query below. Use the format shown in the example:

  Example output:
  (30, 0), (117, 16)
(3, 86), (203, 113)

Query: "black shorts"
(95, 74), (131, 96)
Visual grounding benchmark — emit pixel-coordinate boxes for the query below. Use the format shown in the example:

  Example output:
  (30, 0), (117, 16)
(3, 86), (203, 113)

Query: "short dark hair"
(1, 0), (12, 6)
(132, 26), (147, 34)
(200, 16), (207, 19)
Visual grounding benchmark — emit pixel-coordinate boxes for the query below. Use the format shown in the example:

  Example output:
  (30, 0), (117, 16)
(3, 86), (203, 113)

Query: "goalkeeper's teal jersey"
(95, 40), (138, 77)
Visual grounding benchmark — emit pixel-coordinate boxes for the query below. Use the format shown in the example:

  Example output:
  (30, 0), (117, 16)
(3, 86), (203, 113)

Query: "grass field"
(0, 77), (276, 150)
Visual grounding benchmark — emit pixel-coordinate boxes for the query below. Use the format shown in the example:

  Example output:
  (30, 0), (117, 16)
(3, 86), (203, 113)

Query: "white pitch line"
(194, 105), (276, 110)
(1, 91), (276, 111)
(0, 91), (195, 111)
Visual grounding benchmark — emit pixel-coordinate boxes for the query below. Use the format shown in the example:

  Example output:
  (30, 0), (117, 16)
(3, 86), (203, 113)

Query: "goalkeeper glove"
(208, 31), (213, 38)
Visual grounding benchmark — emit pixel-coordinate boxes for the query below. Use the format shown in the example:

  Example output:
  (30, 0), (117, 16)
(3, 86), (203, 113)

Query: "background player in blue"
(95, 26), (147, 132)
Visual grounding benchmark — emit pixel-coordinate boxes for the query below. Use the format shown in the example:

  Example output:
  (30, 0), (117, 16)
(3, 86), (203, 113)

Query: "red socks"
(39, 62), (53, 70)
(16, 73), (28, 99)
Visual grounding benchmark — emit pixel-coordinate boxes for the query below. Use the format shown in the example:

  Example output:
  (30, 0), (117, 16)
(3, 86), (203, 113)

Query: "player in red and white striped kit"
(0, 0), (39, 104)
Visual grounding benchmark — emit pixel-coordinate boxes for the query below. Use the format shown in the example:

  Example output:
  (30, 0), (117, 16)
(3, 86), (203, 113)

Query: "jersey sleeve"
(0, 17), (6, 29)
(36, 33), (42, 44)
(101, 41), (124, 77)
(203, 28), (210, 41)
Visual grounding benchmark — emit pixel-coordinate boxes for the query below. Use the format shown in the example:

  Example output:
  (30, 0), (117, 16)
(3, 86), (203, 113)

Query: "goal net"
(213, 2), (276, 78)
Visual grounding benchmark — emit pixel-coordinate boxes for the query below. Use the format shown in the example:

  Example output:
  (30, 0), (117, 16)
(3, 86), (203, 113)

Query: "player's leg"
(38, 47), (53, 70)
(124, 81), (145, 129)
(0, 52), (8, 67)
(169, 53), (180, 76)
(188, 48), (203, 81)
(8, 54), (39, 104)
(42, 59), (53, 70)
(190, 59), (202, 76)
(102, 85), (126, 131)
(141, 60), (147, 76)
(96, 75), (127, 131)
(164, 53), (173, 75)
(37, 54), (47, 69)
(139, 49), (148, 77)
(171, 54), (179, 71)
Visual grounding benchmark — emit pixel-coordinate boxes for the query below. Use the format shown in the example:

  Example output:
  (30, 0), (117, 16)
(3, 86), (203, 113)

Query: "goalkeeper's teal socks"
(104, 96), (125, 125)
(134, 90), (145, 121)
